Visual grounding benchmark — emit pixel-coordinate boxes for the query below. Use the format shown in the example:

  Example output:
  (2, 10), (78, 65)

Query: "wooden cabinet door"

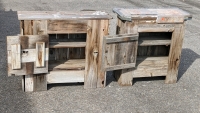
(102, 34), (138, 71)
(7, 35), (49, 76)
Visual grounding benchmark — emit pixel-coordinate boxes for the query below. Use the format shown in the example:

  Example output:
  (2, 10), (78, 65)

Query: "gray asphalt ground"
(0, 0), (200, 112)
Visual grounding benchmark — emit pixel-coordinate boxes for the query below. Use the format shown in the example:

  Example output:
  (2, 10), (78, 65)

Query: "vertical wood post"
(84, 20), (109, 89)
(165, 24), (185, 84)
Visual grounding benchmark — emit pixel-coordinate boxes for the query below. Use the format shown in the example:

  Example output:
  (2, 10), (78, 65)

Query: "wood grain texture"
(84, 20), (99, 89)
(105, 34), (138, 44)
(33, 20), (47, 35)
(84, 20), (109, 88)
(49, 59), (85, 70)
(47, 70), (84, 84)
(24, 74), (47, 92)
(49, 42), (86, 48)
(11, 44), (21, 69)
(18, 11), (112, 20)
(134, 56), (168, 78)
(24, 20), (33, 35)
(36, 42), (45, 67)
(165, 24), (185, 84)
(113, 18), (138, 86)
(47, 20), (88, 34)
(7, 35), (49, 75)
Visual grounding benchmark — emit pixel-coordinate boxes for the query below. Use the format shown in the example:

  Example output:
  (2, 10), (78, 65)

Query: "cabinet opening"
(136, 32), (172, 68)
(49, 33), (86, 71)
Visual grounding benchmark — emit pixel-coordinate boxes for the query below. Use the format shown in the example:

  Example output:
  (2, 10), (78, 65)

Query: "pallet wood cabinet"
(7, 11), (112, 92)
(110, 8), (192, 86)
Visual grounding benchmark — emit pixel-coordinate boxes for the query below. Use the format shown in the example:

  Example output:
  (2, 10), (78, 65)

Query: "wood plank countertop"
(18, 11), (113, 20)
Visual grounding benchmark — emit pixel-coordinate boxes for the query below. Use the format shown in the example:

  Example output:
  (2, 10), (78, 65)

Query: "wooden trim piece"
(36, 42), (45, 67)
(106, 63), (136, 71)
(11, 44), (21, 69)
(105, 34), (138, 44)
(138, 27), (174, 32)
(47, 70), (84, 84)
(138, 37), (171, 46)
(49, 42), (86, 48)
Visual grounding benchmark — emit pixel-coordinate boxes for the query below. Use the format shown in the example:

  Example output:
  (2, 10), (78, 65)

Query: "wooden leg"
(114, 68), (133, 86)
(165, 24), (185, 84)
(23, 74), (47, 92)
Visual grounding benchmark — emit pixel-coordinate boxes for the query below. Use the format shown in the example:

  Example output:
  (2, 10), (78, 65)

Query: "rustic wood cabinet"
(7, 11), (112, 92)
(111, 8), (192, 86)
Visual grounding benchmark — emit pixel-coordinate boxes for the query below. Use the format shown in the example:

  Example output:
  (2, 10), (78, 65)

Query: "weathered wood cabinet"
(7, 11), (112, 92)
(7, 9), (192, 92)
(110, 8), (192, 86)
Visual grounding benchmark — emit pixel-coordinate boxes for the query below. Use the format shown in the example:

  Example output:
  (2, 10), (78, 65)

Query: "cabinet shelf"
(49, 59), (85, 71)
(49, 42), (86, 48)
(133, 56), (168, 78)
(138, 36), (171, 46)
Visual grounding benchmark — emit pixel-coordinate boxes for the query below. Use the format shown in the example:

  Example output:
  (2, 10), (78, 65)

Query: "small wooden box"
(111, 8), (192, 86)
(7, 11), (112, 92)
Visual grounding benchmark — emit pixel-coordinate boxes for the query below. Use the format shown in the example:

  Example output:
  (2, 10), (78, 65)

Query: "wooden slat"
(105, 34), (138, 43)
(36, 42), (45, 67)
(47, 20), (87, 34)
(138, 37), (171, 46)
(49, 42), (86, 48)
(133, 56), (168, 78)
(18, 11), (112, 20)
(49, 59), (85, 70)
(138, 27), (174, 32)
(165, 24), (185, 84)
(47, 70), (84, 84)
(7, 48), (49, 63)
(11, 44), (21, 69)
(106, 63), (136, 71)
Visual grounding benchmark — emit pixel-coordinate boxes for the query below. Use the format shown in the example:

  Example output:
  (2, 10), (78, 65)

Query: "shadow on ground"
(0, 10), (32, 112)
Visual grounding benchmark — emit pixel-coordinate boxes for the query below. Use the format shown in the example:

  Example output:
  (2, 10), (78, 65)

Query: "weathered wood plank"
(113, 18), (138, 86)
(49, 42), (86, 48)
(165, 24), (185, 84)
(97, 20), (109, 88)
(105, 34), (138, 43)
(18, 11), (112, 20)
(133, 56), (168, 78)
(138, 37), (171, 46)
(36, 42), (45, 67)
(138, 27), (174, 32)
(11, 44), (21, 69)
(47, 20), (87, 34)
(84, 20), (99, 89)
(33, 20), (47, 35)
(24, 74), (47, 92)
(47, 70), (84, 84)
(24, 20), (33, 35)
(8, 48), (49, 64)
(49, 59), (85, 70)
(106, 63), (136, 71)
